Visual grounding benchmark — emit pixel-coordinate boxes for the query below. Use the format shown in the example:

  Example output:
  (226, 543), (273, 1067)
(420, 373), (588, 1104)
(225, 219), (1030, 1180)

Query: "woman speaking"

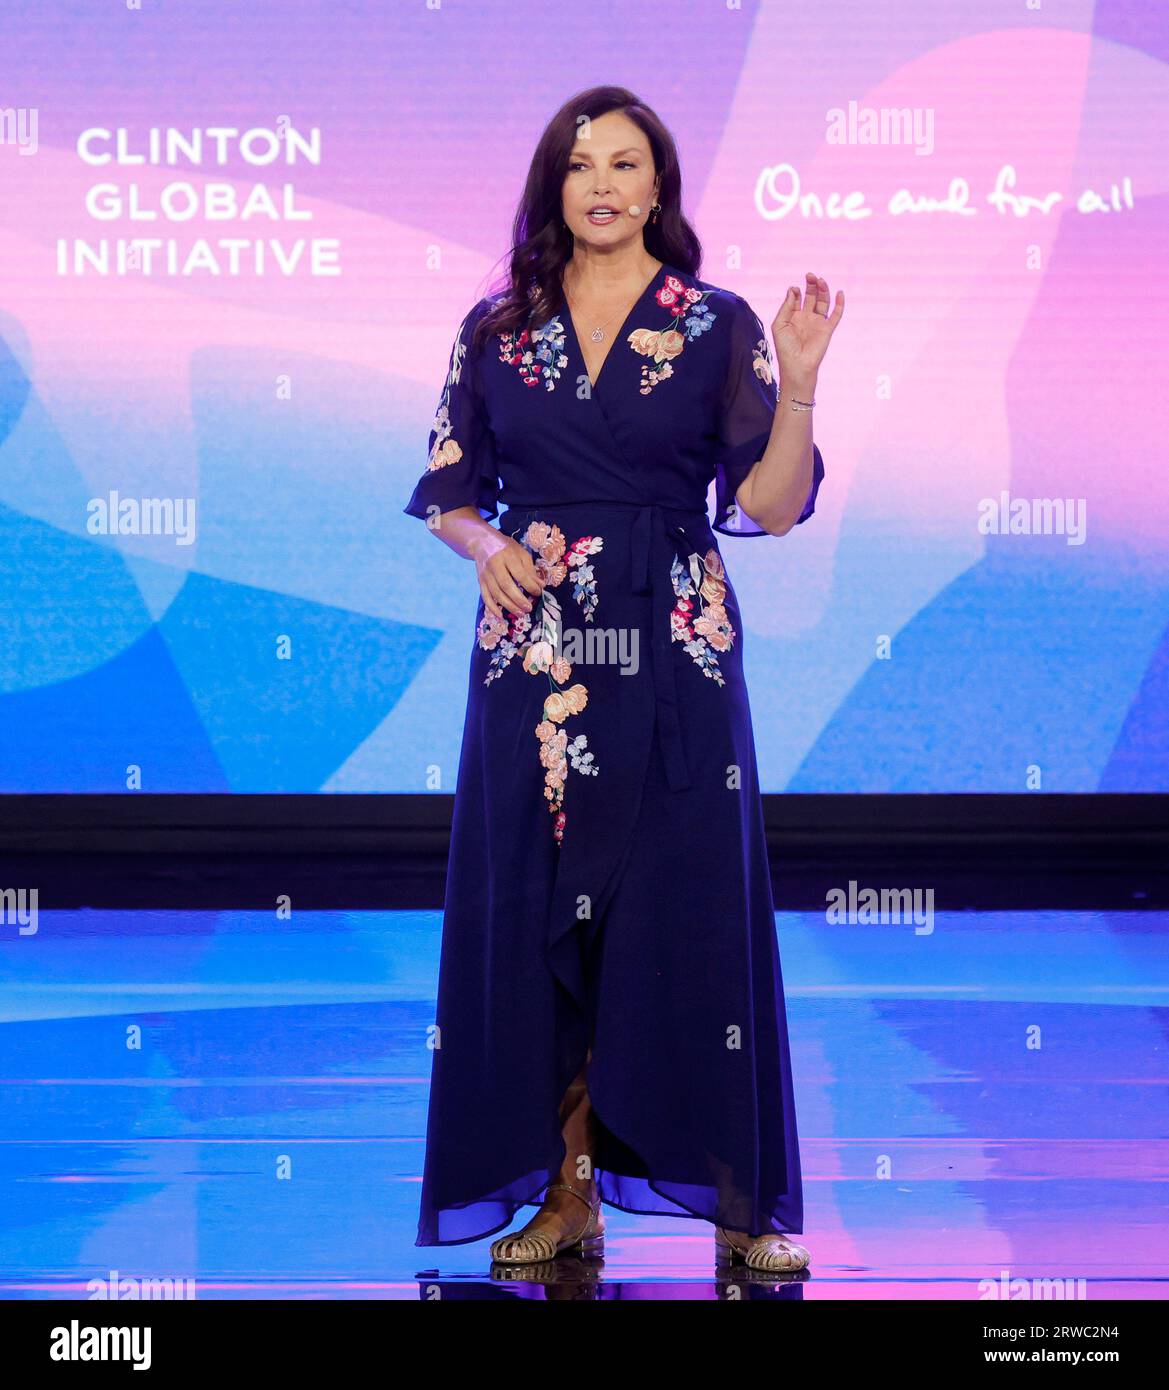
(404, 85), (844, 1273)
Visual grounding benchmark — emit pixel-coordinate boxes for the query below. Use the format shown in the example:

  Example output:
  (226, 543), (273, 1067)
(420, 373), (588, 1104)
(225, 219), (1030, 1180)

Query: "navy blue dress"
(404, 261), (824, 1246)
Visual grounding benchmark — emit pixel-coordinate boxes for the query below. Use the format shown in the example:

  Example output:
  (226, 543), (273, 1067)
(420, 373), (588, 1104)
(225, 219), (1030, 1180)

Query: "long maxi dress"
(404, 261), (824, 1246)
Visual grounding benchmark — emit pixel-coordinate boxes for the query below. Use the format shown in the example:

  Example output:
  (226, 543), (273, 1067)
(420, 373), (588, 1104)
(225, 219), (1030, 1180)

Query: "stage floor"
(1, 906), (1165, 1300)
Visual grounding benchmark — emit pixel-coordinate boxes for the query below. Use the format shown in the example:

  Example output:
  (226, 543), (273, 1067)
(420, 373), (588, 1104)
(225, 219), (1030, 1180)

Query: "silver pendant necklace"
(565, 264), (660, 343)
(565, 291), (635, 344)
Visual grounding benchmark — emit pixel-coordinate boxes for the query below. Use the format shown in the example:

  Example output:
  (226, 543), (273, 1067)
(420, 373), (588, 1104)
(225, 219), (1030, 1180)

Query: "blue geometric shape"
(794, 549), (1169, 792)
(1100, 614), (1169, 790)
(0, 619), (227, 792)
(156, 570), (440, 791)
(0, 321), (32, 448)
(0, 503), (158, 694)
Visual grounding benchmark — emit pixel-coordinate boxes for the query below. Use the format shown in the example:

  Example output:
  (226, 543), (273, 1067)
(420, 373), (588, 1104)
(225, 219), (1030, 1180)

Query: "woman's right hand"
(468, 528), (545, 620)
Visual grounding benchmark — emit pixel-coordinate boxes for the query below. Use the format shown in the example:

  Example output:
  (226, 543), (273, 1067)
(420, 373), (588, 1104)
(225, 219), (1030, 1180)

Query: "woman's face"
(561, 110), (660, 252)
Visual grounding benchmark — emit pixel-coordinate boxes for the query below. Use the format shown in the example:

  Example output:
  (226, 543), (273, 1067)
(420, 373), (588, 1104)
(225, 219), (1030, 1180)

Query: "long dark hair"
(471, 86), (703, 353)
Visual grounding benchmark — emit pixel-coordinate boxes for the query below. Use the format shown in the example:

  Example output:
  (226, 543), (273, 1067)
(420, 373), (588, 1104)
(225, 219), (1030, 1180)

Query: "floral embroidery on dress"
(474, 520), (605, 844)
(627, 274), (717, 395)
(669, 546), (736, 686)
(752, 335), (779, 396)
(499, 315), (569, 391)
(566, 534), (603, 619)
(477, 608), (531, 684)
(426, 322), (470, 470)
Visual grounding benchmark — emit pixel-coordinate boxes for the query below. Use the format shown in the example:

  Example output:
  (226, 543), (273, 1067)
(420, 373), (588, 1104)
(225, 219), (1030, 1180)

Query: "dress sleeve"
(713, 293), (825, 537)
(403, 299), (500, 526)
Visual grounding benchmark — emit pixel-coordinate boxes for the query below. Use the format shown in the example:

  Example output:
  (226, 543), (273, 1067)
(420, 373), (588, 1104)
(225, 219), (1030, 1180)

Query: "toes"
(497, 1229), (553, 1262)
(761, 1250), (793, 1271)
(745, 1237), (808, 1272)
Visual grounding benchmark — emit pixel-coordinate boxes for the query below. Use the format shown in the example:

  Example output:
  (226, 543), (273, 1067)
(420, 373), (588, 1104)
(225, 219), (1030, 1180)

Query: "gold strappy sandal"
(489, 1183), (605, 1265)
(715, 1226), (811, 1273)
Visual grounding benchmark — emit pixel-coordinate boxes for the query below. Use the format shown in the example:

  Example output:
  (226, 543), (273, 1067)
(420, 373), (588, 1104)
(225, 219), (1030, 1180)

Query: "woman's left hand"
(772, 272), (845, 391)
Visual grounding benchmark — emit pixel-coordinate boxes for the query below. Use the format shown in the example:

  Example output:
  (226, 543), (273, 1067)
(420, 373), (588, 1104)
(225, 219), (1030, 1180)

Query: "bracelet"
(786, 394), (815, 411)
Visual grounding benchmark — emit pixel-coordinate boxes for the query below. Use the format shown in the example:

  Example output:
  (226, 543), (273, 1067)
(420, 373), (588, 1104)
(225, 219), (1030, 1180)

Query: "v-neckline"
(559, 260), (670, 393)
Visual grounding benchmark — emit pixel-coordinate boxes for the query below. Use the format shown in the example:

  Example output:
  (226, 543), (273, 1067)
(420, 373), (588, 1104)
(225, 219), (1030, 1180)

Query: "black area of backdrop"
(0, 794), (1163, 910)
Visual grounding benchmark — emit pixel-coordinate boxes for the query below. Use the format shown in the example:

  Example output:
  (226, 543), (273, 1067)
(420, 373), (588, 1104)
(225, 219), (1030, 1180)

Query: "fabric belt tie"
(631, 503), (694, 794)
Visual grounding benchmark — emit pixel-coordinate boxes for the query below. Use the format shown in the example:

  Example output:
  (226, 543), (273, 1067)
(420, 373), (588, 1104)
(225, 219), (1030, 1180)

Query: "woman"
(403, 86), (843, 1273)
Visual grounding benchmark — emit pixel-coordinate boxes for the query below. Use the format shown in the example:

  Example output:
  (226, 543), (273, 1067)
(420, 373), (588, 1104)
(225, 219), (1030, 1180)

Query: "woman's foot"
(491, 1058), (603, 1264)
(490, 1183), (604, 1264)
(715, 1226), (810, 1273)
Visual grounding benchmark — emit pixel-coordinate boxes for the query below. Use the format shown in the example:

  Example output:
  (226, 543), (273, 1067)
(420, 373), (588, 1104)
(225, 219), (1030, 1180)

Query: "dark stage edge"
(0, 793), (1164, 909)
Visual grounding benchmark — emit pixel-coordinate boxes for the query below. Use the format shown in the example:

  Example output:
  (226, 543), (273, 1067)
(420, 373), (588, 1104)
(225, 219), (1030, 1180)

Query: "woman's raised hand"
(771, 272), (845, 391)
(470, 529), (546, 620)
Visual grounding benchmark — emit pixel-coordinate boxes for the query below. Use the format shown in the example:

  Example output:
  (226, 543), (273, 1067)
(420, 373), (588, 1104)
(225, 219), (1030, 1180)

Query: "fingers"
(774, 285), (798, 330)
(514, 549), (546, 600)
(497, 570), (534, 616)
(483, 566), (519, 619)
(493, 554), (540, 616)
(480, 577), (504, 620)
(793, 273), (846, 327)
(826, 288), (845, 329)
(806, 271), (830, 316)
(480, 537), (550, 620)
(504, 548), (545, 606)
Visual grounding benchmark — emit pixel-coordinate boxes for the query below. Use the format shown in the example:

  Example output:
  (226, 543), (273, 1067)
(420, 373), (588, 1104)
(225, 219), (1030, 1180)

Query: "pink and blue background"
(2, 0), (1166, 793)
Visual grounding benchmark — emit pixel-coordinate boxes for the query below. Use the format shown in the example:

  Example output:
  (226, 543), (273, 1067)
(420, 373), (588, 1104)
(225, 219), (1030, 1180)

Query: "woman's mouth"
(587, 207), (620, 225)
